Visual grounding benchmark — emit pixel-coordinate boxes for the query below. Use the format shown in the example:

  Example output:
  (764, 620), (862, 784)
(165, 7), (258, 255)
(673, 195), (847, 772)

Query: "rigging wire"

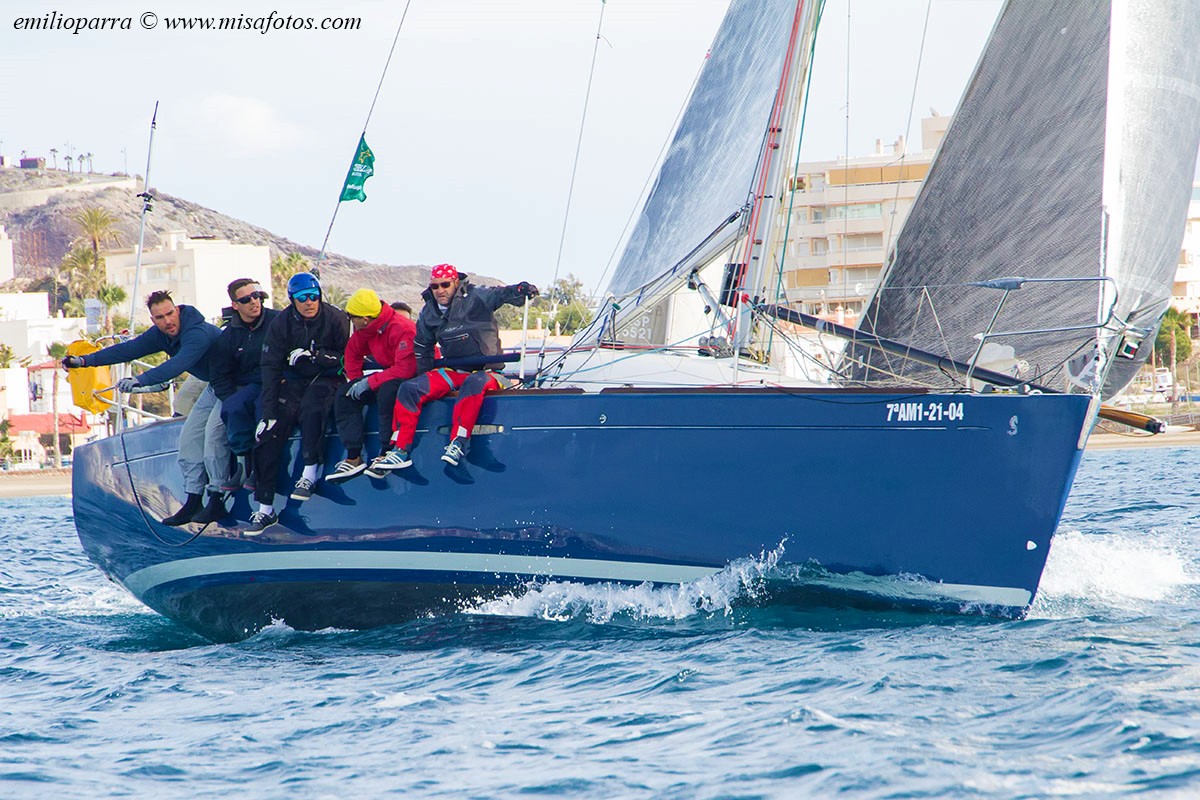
(588, 41), (710, 304)
(317, 0), (414, 265)
(535, 0), (610, 377)
(766, 0), (827, 363)
(550, 0), (609, 299)
(127, 101), (159, 329)
(882, 0), (933, 257)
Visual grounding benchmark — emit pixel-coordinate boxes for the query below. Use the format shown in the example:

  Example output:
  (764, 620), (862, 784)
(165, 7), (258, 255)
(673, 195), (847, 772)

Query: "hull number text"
(886, 401), (965, 423)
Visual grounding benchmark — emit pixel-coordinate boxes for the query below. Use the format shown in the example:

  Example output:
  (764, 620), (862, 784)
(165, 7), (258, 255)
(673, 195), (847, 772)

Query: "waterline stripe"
(122, 551), (721, 596)
(121, 550), (1031, 608)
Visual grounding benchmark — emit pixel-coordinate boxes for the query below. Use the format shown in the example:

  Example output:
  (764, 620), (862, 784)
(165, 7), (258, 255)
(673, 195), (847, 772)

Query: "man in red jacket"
(326, 288), (418, 483)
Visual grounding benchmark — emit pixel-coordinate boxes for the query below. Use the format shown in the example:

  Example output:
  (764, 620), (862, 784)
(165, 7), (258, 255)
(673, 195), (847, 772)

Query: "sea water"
(2, 446), (1199, 798)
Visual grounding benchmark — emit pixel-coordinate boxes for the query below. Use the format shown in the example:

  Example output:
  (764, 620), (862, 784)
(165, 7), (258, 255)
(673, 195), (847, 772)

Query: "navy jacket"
(414, 276), (525, 373)
(208, 306), (280, 401)
(260, 303), (350, 418)
(82, 304), (221, 384)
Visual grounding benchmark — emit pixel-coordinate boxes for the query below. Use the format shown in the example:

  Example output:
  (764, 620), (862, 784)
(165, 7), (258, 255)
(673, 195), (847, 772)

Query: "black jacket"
(414, 276), (525, 373)
(208, 306), (280, 401)
(260, 303), (350, 418)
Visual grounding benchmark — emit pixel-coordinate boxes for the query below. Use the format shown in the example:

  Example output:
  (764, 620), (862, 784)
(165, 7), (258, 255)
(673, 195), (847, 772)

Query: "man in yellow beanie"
(327, 287), (418, 482)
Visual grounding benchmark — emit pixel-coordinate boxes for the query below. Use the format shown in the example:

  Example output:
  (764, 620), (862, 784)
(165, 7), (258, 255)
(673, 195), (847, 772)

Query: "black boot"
(162, 492), (203, 526)
(190, 492), (228, 525)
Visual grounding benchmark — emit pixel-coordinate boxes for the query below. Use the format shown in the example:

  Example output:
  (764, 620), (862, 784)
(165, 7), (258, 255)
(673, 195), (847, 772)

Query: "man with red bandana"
(370, 263), (537, 471)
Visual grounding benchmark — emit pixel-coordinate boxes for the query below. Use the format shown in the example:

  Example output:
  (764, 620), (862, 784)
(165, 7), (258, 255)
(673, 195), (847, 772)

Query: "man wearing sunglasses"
(370, 263), (538, 473)
(61, 289), (222, 526)
(191, 279), (280, 524)
(246, 271), (350, 534)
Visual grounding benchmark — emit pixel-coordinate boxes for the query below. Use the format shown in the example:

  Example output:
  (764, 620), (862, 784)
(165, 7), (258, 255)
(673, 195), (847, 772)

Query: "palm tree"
(49, 148), (58, 169)
(60, 244), (103, 300)
(270, 252), (312, 309)
(322, 284), (349, 309)
(64, 154), (73, 173)
(46, 342), (68, 468)
(96, 284), (127, 334)
(1156, 308), (1194, 411)
(73, 206), (123, 280)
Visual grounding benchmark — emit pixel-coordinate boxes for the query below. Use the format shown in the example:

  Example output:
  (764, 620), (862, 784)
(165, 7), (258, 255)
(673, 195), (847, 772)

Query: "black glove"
(62, 355), (86, 369)
(516, 282), (539, 298)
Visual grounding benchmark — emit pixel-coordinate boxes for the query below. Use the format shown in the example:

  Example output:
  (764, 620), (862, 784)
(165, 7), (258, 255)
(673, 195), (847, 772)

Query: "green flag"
(339, 134), (375, 202)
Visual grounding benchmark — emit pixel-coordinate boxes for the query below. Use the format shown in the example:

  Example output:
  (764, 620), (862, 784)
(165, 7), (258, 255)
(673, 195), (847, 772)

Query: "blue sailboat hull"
(72, 388), (1092, 641)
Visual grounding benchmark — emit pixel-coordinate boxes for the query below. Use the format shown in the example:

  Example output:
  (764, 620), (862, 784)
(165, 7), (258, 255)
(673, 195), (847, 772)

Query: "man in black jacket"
(245, 272), (350, 534)
(191, 279), (279, 524)
(371, 263), (537, 473)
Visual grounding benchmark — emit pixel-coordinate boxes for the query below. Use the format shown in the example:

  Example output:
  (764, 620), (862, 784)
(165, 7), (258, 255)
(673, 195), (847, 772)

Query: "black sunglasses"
(429, 281), (453, 290)
(233, 291), (268, 305)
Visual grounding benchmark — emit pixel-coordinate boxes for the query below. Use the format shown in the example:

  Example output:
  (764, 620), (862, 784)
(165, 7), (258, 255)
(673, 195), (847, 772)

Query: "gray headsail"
(601, 0), (802, 301)
(851, 0), (1200, 398)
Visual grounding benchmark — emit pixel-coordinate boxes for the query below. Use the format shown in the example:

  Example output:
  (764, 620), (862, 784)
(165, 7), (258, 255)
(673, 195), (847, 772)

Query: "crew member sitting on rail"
(326, 288), (417, 483)
(190, 279), (280, 525)
(245, 272), (349, 534)
(370, 263), (537, 472)
(62, 290), (222, 525)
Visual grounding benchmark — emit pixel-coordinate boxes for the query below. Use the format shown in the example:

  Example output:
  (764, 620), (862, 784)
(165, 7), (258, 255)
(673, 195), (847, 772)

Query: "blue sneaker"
(440, 437), (469, 467)
(370, 449), (412, 472)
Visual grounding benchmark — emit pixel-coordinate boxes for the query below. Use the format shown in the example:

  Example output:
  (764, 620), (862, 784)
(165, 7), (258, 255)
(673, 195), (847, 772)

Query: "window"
(842, 233), (883, 252)
(811, 238), (828, 256)
(827, 203), (883, 221)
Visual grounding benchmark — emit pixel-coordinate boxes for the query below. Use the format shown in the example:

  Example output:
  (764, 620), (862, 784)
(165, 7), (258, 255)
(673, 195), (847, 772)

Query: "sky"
(1, 0), (1006, 294)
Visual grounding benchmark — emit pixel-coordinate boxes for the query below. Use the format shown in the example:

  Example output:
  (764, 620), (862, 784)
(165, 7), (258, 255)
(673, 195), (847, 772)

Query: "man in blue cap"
(245, 272), (349, 534)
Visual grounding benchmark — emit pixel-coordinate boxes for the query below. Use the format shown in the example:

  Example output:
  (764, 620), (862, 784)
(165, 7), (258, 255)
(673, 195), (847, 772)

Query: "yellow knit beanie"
(346, 288), (383, 318)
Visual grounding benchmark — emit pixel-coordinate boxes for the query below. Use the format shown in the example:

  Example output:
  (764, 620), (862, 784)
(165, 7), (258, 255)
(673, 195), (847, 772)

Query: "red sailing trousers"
(391, 368), (504, 451)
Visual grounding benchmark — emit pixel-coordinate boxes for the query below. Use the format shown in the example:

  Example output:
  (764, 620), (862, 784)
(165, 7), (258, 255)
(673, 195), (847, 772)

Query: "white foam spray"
(462, 544), (786, 623)
(1030, 529), (1196, 617)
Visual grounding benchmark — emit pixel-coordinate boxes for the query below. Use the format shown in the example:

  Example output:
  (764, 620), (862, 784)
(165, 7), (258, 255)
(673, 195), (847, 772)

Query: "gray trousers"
(177, 380), (230, 495)
(203, 397), (236, 493)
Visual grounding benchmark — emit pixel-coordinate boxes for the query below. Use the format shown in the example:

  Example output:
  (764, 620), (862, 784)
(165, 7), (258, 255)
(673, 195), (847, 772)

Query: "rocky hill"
(0, 168), (492, 306)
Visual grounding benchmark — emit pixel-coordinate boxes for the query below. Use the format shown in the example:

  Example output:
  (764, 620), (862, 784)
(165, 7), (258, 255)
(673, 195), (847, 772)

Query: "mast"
(733, 0), (820, 353)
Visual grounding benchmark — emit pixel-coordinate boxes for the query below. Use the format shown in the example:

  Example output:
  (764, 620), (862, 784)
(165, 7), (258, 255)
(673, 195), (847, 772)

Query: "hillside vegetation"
(0, 168), (494, 308)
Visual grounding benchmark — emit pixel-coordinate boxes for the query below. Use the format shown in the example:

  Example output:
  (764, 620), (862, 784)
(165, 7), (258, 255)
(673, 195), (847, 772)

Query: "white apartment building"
(0, 292), (87, 362)
(105, 230), (271, 324)
(779, 115), (949, 322)
(0, 224), (13, 283)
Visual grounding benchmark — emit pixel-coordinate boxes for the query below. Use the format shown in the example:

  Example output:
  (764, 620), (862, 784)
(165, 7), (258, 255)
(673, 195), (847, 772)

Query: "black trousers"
(333, 378), (402, 456)
(253, 376), (341, 504)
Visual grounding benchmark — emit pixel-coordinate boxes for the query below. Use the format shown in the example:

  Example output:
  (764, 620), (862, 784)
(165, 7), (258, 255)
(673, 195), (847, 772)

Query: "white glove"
(288, 348), (312, 366)
(347, 377), (370, 399)
(255, 418), (277, 441)
(116, 376), (140, 393)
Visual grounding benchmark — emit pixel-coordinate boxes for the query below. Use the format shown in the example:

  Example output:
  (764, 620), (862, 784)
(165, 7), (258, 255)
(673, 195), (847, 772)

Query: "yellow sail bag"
(65, 340), (113, 414)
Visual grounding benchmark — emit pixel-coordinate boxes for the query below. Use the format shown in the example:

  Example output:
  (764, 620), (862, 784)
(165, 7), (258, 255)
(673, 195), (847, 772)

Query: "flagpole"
(316, 0), (414, 272)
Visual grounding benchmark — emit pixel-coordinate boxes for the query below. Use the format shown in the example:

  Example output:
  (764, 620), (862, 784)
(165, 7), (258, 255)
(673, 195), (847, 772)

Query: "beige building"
(105, 230), (271, 323)
(779, 115), (950, 322)
(1171, 185), (1200, 323)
